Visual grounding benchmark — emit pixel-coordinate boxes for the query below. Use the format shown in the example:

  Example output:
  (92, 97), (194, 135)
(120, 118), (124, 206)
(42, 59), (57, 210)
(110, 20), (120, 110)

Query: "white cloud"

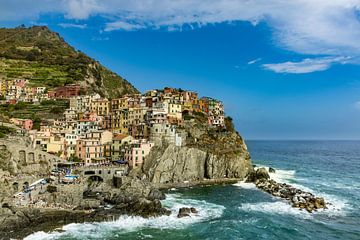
(262, 56), (351, 74)
(58, 23), (87, 29)
(105, 21), (145, 31)
(1, 0), (360, 62)
(248, 58), (262, 65)
(65, 0), (103, 19)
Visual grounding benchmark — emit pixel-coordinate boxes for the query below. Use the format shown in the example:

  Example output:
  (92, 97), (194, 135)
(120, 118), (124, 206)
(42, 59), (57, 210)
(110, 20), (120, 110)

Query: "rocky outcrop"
(143, 144), (252, 184)
(249, 168), (327, 213)
(255, 178), (327, 213)
(177, 207), (198, 218)
(142, 117), (252, 185)
(0, 176), (171, 239)
(246, 167), (270, 182)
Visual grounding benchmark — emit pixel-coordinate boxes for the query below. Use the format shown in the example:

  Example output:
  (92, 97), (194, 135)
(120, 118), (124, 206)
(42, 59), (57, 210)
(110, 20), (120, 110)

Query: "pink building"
(15, 79), (26, 88)
(10, 118), (33, 130)
(124, 140), (154, 168)
(22, 119), (33, 130)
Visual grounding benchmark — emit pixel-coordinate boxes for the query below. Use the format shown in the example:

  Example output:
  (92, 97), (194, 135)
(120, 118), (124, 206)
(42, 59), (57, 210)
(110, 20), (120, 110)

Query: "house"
(111, 97), (129, 111)
(10, 118), (33, 130)
(149, 122), (184, 146)
(76, 130), (113, 165)
(63, 108), (77, 121)
(64, 133), (79, 159)
(111, 134), (134, 160)
(128, 123), (149, 140)
(55, 84), (81, 98)
(110, 109), (129, 134)
(47, 134), (66, 158)
(128, 107), (147, 125)
(124, 140), (154, 168)
(91, 98), (110, 116)
(168, 100), (182, 125)
(76, 119), (100, 136)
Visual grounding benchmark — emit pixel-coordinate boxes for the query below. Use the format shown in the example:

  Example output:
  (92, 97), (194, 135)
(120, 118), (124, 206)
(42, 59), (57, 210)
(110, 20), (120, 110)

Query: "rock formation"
(0, 136), (62, 203)
(248, 168), (327, 213)
(142, 116), (252, 185)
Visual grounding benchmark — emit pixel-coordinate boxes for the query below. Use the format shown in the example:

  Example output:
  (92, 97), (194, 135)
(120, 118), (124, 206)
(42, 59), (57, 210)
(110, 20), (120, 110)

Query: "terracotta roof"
(113, 134), (129, 141)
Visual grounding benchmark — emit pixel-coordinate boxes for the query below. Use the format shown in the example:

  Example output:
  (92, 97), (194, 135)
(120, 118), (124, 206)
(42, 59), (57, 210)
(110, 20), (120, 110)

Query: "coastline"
(2, 178), (242, 240)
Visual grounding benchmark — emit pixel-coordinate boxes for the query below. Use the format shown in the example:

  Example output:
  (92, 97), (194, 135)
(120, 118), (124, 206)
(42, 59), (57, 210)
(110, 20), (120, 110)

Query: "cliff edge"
(142, 115), (252, 185)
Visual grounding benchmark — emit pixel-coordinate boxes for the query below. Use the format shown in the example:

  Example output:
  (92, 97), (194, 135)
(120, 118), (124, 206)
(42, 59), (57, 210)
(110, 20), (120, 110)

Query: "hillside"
(0, 25), (138, 98)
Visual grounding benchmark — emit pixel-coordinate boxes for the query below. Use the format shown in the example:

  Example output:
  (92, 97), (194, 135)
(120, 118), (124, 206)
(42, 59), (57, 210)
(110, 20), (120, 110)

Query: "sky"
(1, 0), (360, 140)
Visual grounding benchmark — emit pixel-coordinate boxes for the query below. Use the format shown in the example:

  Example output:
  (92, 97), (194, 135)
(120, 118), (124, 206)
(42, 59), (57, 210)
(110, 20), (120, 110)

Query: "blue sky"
(1, 0), (360, 140)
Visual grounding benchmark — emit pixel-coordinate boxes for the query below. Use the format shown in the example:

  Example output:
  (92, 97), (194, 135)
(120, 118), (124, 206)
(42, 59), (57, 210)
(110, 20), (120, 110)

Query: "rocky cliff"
(0, 135), (62, 203)
(142, 115), (252, 185)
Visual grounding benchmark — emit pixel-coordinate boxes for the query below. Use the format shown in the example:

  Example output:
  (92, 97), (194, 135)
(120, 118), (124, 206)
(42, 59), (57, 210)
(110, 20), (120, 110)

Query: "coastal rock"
(177, 207), (191, 218)
(269, 167), (276, 173)
(143, 144), (251, 184)
(256, 168), (270, 180)
(147, 188), (166, 201)
(255, 178), (327, 213)
(177, 207), (199, 218)
(190, 207), (198, 213)
(246, 168), (270, 182)
(142, 116), (252, 186)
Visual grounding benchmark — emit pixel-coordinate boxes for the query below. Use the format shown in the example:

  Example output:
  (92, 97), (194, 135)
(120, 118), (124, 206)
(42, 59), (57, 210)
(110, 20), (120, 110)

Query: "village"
(0, 79), (226, 170)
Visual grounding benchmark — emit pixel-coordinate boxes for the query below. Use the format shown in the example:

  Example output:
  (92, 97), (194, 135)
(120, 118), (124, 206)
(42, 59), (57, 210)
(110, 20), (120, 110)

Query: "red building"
(48, 90), (56, 98)
(55, 84), (81, 98)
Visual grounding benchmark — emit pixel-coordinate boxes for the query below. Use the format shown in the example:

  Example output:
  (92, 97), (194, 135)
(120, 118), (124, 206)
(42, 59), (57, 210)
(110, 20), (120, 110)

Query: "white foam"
(239, 200), (313, 219)
(254, 165), (296, 183)
(25, 193), (225, 240)
(269, 169), (296, 183)
(233, 181), (256, 189)
(251, 165), (351, 217)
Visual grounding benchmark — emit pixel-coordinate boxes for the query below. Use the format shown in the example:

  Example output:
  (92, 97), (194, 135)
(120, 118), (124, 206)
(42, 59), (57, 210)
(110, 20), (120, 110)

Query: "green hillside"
(0, 25), (139, 97)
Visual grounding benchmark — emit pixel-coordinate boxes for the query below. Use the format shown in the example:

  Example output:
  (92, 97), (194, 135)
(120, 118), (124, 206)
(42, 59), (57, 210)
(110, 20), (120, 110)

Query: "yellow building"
(47, 135), (66, 158)
(168, 101), (182, 120)
(110, 109), (129, 134)
(91, 98), (110, 116)
(111, 97), (129, 111)
(128, 107), (146, 125)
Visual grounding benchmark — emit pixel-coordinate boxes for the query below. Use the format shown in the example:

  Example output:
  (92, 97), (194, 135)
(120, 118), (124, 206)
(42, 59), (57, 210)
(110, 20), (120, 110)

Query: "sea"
(25, 141), (360, 240)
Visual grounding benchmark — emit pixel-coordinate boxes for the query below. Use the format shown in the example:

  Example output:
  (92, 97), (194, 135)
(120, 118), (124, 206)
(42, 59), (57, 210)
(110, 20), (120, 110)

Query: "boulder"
(177, 207), (191, 218)
(190, 207), (198, 214)
(256, 168), (270, 180)
(269, 167), (276, 173)
(147, 189), (166, 201)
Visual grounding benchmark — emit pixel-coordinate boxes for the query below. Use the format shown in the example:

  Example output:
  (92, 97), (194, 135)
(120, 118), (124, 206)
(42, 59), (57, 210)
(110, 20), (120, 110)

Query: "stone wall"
(0, 137), (62, 199)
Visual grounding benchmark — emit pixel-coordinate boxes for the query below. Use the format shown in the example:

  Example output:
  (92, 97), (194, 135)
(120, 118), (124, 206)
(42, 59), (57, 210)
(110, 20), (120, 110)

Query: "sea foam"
(25, 193), (225, 240)
(238, 165), (351, 218)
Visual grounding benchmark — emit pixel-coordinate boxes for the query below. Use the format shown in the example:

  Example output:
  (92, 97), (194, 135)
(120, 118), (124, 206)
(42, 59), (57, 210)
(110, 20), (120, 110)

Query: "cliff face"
(142, 116), (252, 185)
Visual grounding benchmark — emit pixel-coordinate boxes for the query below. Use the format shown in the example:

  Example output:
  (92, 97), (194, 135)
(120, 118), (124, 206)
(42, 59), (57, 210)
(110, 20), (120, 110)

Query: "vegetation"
(0, 26), (138, 97)
(0, 125), (16, 138)
(0, 99), (69, 121)
(225, 116), (235, 132)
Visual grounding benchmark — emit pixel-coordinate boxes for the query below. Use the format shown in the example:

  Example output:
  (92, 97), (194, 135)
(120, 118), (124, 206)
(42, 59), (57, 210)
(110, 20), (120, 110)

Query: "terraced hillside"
(0, 26), (139, 97)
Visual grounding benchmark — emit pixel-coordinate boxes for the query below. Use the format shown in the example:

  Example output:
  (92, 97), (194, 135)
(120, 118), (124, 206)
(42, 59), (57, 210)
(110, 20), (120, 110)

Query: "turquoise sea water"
(26, 141), (360, 240)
